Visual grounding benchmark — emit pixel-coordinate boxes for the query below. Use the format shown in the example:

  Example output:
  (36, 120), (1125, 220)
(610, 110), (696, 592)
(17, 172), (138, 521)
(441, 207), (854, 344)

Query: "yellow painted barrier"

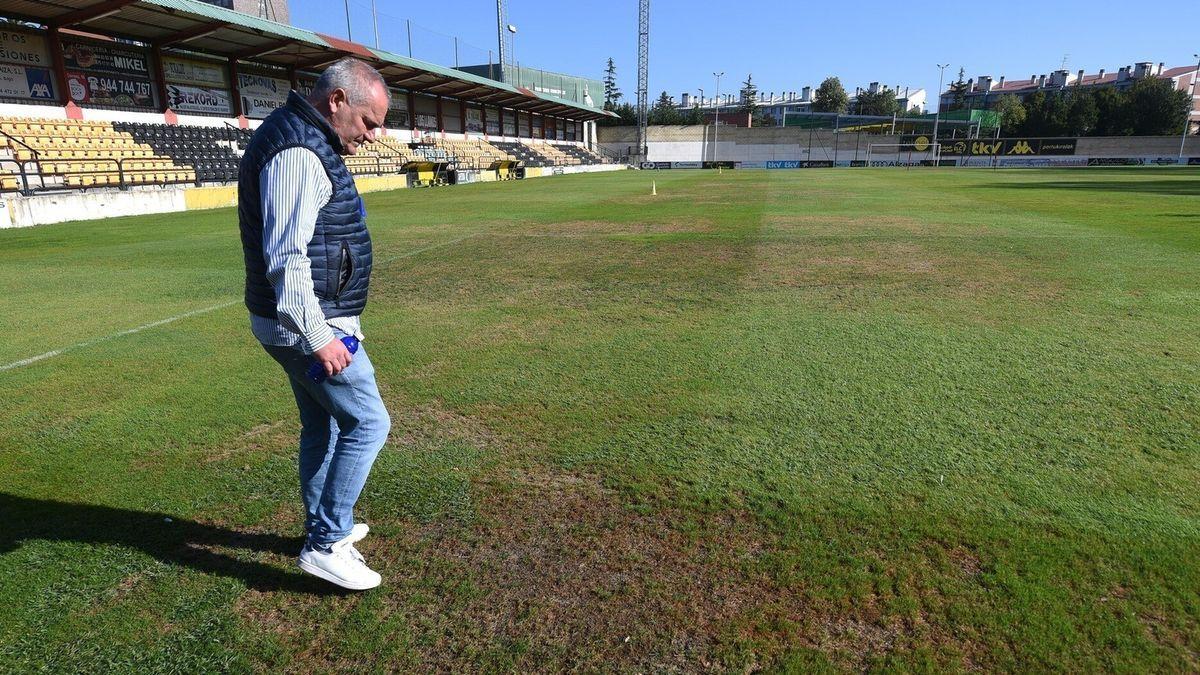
(183, 185), (237, 211)
(353, 174), (409, 194)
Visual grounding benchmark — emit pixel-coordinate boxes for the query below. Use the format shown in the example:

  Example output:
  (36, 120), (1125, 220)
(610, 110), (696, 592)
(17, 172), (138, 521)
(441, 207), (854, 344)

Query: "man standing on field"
(238, 57), (391, 590)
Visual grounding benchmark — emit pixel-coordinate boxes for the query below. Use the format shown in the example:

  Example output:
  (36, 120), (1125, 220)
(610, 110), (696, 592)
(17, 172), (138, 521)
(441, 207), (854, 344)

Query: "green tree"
(1065, 89), (1099, 136)
(812, 76), (848, 114)
(1126, 77), (1189, 136)
(599, 101), (637, 127)
(855, 86), (899, 116)
(1092, 87), (1131, 136)
(739, 73), (759, 114)
(1020, 91), (1070, 136)
(602, 57), (622, 110)
(946, 68), (969, 111)
(993, 94), (1026, 134)
(649, 91), (681, 125)
(682, 104), (706, 125)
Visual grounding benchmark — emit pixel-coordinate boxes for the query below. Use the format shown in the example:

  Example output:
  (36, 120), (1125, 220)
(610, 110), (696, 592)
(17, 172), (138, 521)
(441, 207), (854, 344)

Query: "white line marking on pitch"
(0, 235), (478, 374)
(0, 299), (240, 373)
(378, 233), (479, 265)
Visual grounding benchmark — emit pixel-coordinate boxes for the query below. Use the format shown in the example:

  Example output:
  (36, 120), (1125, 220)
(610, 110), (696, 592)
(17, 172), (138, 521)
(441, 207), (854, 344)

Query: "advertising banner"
(162, 55), (227, 87)
(939, 138), (1077, 156)
(0, 63), (54, 100)
(238, 73), (288, 118)
(702, 161), (739, 169)
(1087, 157), (1144, 166)
(296, 75), (317, 98)
(672, 161), (703, 169)
(63, 40), (149, 77)
(0, 29), (50, 68)
(383, 87), (408, 127)
(1190, 157), (1200, 166)
(766, 160), (802, 169)
(997, 157), (1088, 168)
(67, 71), (154, 107)
(464, 107), (483, 133)
(166, 83), (231, 114)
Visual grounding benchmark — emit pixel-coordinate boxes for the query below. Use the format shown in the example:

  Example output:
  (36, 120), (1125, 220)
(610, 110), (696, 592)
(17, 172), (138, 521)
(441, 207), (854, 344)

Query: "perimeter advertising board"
(238, 73), (289, 118)
(937, 138), (1077, 156)
(66, 71), (154, 107)
(162, 55), (230, 114)
(465, 107), (483, 133)
(166, 83), (231, 114)
(63, 38), (154, 108)
(384, 88), (409, 127)
(0, 63), (54, 100)
(0, 28), (55, 101)
(0, 28), (50, 68)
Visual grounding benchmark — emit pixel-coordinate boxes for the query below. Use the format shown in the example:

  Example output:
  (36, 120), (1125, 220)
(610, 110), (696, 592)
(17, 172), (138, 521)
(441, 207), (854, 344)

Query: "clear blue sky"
(290, 0), (1198, 108)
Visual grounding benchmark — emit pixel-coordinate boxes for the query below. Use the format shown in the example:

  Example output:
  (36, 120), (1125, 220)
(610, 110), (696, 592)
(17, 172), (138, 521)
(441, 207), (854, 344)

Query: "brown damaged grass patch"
(515, 218), (721, 236)
(235, 462), (984, 671)
(744, 239), (1066, 307)
(384, 395), (503, 453)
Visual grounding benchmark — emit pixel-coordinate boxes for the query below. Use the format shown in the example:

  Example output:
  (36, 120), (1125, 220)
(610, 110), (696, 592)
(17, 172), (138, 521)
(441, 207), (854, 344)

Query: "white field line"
(0, 299), (241, 373)
(0, 235), (477, 374)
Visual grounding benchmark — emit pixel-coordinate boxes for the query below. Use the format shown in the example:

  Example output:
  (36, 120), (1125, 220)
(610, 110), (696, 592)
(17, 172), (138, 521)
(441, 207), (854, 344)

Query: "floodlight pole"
(1180, 54), (1200, 160)
(343, 0), (352, 41)
(713, 72), (723, 164)
(933, 63), (949, 142)
(496, 0), (509, 82)
(371, 0), (379, 48)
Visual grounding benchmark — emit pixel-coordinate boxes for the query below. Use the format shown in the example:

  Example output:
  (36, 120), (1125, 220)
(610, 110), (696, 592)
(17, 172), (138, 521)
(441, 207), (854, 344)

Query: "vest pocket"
(335, 241), (354, 299)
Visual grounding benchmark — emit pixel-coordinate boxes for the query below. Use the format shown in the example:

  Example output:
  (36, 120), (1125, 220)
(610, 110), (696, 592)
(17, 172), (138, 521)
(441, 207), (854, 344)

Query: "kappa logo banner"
(939, 138), (1077, 156)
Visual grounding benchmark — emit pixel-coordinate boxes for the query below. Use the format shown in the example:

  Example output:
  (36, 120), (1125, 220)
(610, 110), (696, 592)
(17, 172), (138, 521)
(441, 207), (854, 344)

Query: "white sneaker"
(297, 532), (381, 590)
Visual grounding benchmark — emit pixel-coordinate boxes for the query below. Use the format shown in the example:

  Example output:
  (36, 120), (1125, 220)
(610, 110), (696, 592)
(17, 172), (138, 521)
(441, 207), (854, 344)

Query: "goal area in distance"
(865, 141), (943, 167)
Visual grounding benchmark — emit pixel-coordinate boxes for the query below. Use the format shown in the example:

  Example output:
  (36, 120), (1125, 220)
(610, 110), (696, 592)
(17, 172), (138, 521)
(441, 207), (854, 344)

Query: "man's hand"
(313, 337), (352, 378)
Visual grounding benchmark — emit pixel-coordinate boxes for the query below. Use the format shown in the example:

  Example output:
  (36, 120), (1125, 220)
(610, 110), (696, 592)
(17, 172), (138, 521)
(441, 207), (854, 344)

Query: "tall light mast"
(635, 0), (650, 161)
(496, 0), (509, 82)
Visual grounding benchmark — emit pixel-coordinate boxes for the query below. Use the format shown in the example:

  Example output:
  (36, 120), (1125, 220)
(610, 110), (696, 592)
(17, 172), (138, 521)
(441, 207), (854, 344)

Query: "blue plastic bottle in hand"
(307, 335), (360, 383)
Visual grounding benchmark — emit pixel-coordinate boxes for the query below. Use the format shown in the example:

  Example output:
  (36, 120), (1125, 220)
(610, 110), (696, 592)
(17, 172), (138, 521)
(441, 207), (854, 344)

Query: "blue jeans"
(262, 334), (390, 548)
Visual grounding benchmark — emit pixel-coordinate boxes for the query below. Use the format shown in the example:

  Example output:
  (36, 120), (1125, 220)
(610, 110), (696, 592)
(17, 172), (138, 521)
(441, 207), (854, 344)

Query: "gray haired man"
(238, 57), (392, 590)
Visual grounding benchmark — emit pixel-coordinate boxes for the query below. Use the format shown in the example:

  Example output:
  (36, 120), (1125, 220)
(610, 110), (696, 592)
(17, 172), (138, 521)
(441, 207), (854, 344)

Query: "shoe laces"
(333, 540), (368, 567)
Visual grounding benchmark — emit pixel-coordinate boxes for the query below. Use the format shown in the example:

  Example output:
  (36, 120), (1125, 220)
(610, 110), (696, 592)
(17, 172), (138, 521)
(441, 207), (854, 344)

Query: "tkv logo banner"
(937, 138), (1078, 156)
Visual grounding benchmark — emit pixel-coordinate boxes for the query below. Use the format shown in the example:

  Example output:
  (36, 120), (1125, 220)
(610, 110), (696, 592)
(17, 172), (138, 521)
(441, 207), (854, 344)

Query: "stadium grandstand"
(0, 0), (621, 225)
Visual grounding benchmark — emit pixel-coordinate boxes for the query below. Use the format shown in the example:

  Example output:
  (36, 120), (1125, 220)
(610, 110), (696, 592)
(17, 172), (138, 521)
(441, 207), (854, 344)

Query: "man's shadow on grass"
(0, 493), (344, 594)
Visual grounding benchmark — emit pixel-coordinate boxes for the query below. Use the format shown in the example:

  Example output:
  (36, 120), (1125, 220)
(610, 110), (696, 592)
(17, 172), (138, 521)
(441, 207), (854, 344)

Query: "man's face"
(326, 81), (388, 156)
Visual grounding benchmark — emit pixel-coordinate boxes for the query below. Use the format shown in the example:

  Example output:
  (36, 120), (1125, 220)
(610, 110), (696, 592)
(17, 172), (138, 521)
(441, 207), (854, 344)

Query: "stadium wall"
(0, 163), (623, 228)
(598, 126), (1200, 166)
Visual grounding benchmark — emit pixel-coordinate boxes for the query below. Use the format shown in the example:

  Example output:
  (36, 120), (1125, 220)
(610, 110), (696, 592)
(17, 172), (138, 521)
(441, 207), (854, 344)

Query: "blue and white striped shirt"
(249, 147), (363, 353)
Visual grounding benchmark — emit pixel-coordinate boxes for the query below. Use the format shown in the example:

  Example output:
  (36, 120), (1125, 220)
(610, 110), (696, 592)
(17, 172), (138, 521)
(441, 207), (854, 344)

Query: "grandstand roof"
(0, 0), (614, 120)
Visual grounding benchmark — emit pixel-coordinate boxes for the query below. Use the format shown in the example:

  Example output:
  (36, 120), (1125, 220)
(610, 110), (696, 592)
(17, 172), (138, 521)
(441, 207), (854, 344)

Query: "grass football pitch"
(1, 168), (1197, 671)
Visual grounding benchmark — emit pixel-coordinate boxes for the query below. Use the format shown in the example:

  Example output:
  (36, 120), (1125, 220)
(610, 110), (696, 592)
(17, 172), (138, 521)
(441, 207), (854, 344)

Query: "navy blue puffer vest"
(239, 91), (372, 320)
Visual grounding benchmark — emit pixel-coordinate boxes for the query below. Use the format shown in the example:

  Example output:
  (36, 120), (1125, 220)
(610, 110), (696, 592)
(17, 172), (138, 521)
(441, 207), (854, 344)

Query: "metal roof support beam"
(408, 76), (457, 93)
(233, 38), (294, 61)
(386, 73), (429, 87)
(49, 0), (139, 28)
(156, 21), (228, 48)
(444, 83), (493, 98)
(295, 53), (346, 71)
